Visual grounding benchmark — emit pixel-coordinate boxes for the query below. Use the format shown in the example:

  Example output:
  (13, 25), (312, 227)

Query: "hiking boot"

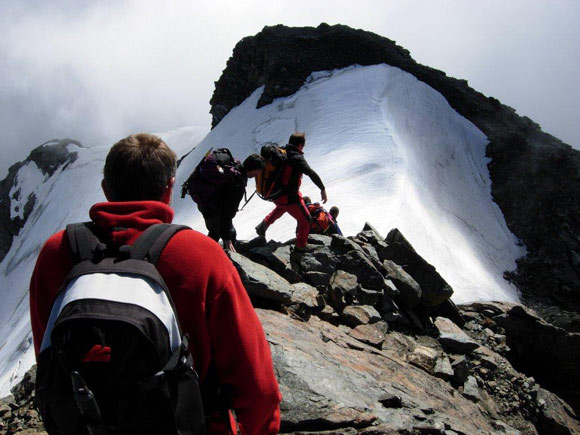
(292, 244), (315, 253)
(255, 221), (268, 238)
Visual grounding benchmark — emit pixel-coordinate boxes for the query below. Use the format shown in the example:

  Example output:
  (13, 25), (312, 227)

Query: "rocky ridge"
(3, 225), (579, 434)
(0, 140), (81, 263)
(210, 23), (580, 316)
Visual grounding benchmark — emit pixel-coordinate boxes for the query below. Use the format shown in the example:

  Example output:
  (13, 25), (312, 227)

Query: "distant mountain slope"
(0, 127), (208, 396)
(210, 23), (580, 313)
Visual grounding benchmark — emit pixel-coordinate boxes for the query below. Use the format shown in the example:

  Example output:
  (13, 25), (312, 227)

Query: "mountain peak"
(210, 23), (414, 128)
(210, 23), (580, 317)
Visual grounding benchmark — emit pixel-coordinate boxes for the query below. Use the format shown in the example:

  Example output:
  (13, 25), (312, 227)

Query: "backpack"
(307, 203), (337, 235)
(181, 148), (243, 206)
(255, 144), (291, 201)
(35, 223), (205, 435)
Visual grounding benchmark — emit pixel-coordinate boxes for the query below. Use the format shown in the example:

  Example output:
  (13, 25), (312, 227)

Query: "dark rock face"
(0, 139), (80, 263)
(210, 23), (580, 315)
(0, 366), (46, 434)
(467, 302), (580, 416)
(210, 24), (414, 128)
(4, 226), (580, 434)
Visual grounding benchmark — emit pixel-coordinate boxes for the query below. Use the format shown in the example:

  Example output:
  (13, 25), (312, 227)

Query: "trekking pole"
(71, 371), (108, 435)
(239, 190), (257, 211)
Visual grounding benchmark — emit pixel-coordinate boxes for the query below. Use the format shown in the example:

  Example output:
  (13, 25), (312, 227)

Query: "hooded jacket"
(29, 200), (281, 434)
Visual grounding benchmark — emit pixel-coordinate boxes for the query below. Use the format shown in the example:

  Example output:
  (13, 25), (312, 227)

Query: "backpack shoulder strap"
(131, 223), (190, 265)
(66, 222), (103, 263)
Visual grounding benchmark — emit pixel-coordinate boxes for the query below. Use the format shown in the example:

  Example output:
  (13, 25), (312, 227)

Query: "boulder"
(408, 345), (438, 375)
(450, 356), (469, 386)
(434, 317), (480, 354)
(384, 229), (454, 308)
(463, 376), (482, 403)
(328, 270), (358, 311)
(329, 234), (368, 256)
(341, 305), (381, 327)
(294, 248), (340, 275)
(434, 356), (454, 380)
(356, 288), (383, 306)
(338, 251), (384, 290)
(290, 282), (322, 311)
(382, 260), (421, 308)
(246, 244), (302, 283)
(304, 271), (333, 287)
(228, 251), (293, 304)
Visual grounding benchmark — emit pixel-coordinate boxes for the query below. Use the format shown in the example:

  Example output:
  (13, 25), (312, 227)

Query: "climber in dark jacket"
(199, 154), (264, 252)
(255, 132), (327, 250)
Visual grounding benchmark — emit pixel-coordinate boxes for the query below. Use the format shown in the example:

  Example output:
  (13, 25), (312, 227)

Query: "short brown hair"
(288, 132), (306, 147)
(103, 133), (176, 201)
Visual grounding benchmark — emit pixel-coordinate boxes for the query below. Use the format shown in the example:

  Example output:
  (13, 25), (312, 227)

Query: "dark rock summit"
(4, 226), (580, 434)
(0, 139), (81, 263)
(210, 23), (580, 316)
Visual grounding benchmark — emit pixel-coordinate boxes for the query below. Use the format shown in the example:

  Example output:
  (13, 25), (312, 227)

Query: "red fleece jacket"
(29, 201), (281, 434)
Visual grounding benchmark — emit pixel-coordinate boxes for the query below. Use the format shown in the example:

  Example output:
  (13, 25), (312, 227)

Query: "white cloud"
(1, 0), (579, 178)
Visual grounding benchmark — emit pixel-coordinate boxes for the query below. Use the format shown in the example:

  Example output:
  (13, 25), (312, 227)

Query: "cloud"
(1, 0), (579, 178)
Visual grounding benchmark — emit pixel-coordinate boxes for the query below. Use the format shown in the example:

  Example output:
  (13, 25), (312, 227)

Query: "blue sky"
(1, 0), (579, 177)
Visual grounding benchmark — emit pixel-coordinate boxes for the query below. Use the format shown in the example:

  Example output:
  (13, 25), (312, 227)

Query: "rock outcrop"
(210, 24), (580, 316)
(0, 139), (80, 262)
(5, 226), (579, 434)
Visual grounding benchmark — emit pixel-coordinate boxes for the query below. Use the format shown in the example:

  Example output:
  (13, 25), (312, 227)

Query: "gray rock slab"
(383, 260), (422, 308)
(228, 251), (293, 303)
(434, 317), (480, 354)
(434, 356), (454, 380)
(463, 376), (481, 403)
(342, 305), (381, 327)
(257, 309), (501, 434)
(349, 321), (388, 348)
(289, 282), (321, 310)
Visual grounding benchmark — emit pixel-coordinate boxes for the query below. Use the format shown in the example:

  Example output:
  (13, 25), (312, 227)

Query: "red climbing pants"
(264, 197), (311, 248)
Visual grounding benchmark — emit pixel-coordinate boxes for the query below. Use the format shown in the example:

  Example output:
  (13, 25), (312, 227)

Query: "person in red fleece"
(255, 132), (327, 251)
(29, 133), (281, 434)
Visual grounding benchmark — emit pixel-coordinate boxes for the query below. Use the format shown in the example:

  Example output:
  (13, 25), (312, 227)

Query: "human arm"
(207, 273), (281, 434)
(159, 231), (281, 434)
(291, 154), (325, 192)
(223, 239), (236, 252)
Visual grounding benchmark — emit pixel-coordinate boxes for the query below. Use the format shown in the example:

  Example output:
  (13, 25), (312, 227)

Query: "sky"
(1, 0), (579, 178)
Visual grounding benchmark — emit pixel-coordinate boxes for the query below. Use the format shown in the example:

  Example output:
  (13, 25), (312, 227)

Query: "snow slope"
(0, 64), (524, 396)
(172, 64), (524, 303)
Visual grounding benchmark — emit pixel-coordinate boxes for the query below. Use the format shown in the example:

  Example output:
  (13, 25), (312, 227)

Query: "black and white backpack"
(35, 222), (205, 435)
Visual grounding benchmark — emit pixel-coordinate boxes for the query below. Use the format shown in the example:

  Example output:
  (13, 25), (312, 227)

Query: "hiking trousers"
(264, 198), (311, 248)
